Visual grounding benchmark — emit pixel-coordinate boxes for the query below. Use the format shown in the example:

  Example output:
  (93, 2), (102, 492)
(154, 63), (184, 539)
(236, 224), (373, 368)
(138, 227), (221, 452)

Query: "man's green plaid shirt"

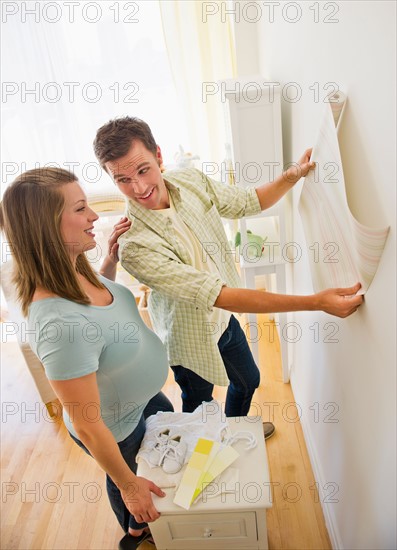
(119, 168), (261, 386)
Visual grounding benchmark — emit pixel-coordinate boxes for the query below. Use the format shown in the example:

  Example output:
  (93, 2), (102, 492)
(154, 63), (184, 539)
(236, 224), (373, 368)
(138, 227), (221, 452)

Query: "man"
(94, 117), (362, 437)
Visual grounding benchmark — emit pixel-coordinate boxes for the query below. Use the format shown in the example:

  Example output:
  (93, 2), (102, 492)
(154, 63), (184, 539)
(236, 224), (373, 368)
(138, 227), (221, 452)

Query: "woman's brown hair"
(0, 167), (105, 316)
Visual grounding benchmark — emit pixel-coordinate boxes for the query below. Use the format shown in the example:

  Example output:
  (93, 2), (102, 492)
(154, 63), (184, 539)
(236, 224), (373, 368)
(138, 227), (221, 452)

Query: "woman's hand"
(99, 216), (131, 281)
(51, 374), (165, 525)
(284, 148), (315, 184)
(106, 216), (132, 264)
(120, 476), (166, 523)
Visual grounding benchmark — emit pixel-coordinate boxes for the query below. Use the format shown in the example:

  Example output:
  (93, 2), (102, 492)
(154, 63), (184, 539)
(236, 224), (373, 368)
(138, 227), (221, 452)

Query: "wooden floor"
(1, 315), (331, 550)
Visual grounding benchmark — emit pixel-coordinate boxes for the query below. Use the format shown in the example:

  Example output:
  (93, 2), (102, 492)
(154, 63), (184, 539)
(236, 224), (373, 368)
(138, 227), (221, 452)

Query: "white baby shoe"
(148, 428), (171, 466)
(161, 435), (187, 474)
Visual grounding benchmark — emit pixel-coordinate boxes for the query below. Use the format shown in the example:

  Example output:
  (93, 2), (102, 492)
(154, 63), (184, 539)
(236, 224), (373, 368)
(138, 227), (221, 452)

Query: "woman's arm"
(50, 372), (164, 524)
(99, 216), (131, 281)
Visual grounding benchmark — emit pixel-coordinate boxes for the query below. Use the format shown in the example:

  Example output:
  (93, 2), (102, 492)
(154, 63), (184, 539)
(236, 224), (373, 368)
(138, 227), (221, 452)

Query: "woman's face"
(59, 181), (99, 260)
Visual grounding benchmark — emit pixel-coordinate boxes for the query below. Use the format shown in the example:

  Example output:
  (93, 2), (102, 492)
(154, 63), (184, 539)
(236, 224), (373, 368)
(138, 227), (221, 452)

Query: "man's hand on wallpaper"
(284, 147), (315, 184)
(314, 282), (364, 318)
(255, 147), (315, 210)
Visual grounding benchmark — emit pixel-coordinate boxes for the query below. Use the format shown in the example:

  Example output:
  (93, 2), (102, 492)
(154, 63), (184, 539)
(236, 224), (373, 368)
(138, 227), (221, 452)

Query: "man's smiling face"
(105, 140), (169, 210)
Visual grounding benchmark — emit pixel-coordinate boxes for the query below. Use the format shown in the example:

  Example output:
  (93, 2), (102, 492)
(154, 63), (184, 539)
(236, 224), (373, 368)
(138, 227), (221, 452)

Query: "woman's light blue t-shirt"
(28, 277), (169, 442)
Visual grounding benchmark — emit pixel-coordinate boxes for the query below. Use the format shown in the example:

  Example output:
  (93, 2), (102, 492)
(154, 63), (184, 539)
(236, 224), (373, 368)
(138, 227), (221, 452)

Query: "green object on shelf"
(234, 230), (268, 258)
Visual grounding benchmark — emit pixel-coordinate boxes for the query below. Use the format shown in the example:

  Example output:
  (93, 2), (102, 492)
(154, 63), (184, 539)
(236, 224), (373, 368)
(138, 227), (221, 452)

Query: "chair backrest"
(1, 259), (25, 338)
(0, 260), (57, 405)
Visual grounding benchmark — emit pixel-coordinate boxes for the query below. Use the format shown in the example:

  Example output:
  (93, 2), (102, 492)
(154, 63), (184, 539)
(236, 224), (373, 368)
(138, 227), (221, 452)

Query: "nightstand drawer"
(151, 511), (258, 549)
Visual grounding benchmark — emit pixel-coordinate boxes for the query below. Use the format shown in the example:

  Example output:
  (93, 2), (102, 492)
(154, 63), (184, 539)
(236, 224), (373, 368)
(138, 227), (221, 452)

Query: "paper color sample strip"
(298, 101), (389, 294)
(173, 438), (239, 510)
(191, 443), (240, 503)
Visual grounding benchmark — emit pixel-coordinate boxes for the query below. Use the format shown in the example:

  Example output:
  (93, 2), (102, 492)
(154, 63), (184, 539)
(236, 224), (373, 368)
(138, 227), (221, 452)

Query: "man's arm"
(255, 148), (315, 210)
(215, 283), (363, 318)
(120, 239), (362, 319)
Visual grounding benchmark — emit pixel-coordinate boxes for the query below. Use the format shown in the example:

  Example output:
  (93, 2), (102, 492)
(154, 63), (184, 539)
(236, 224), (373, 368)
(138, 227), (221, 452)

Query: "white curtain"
(2, 0), (237, 194)
(159, 0), (237, 168)
(1, 1), (189, 197)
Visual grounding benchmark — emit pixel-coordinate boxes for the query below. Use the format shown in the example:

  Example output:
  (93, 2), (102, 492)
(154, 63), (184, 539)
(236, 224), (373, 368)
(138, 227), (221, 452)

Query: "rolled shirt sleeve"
(200, 170), (261, 219)
(121, 242), (225, 312)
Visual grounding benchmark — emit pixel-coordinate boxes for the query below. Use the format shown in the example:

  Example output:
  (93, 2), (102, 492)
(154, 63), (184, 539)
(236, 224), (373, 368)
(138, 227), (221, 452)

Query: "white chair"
(1, 260), (59, 416)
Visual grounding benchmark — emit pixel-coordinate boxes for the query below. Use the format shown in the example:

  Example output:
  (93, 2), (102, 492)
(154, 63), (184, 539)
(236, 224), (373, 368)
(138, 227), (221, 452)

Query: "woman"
(0, 167), (173, 549)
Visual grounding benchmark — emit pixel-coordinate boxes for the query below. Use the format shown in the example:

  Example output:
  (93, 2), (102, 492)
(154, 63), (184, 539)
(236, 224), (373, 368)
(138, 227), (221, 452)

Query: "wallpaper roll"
(328, 90), (346, 128)
(298, 99), (389, 294)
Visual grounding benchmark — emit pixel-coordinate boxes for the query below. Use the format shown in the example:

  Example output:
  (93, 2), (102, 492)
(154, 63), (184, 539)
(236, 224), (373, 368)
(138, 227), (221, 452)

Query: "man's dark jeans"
(171, 315), (260, 416)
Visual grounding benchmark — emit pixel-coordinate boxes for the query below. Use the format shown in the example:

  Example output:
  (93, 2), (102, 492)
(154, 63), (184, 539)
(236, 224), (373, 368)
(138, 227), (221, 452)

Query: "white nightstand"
(138, 416), (272, 550)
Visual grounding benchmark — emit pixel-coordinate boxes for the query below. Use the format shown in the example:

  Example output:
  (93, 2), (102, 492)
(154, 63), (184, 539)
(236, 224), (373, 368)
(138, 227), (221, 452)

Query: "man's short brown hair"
(93, 116), (157, 169)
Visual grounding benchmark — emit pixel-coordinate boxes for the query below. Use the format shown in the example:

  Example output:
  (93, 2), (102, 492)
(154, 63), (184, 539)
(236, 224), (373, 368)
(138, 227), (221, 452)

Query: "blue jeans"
(171, 315), (260, 416)
(69, 391), (174, 533)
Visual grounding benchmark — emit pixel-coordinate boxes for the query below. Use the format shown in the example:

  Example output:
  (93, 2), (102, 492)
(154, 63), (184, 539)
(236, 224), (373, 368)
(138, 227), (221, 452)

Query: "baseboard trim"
(298, 409), (342, 550)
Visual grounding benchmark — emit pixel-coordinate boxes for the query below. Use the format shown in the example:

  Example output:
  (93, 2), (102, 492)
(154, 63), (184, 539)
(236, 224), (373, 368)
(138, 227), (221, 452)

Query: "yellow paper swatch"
(173, 438), (240, 509)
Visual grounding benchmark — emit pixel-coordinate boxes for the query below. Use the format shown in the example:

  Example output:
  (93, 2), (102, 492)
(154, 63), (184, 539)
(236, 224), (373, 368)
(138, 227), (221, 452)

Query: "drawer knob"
(203, 528), (213, 538)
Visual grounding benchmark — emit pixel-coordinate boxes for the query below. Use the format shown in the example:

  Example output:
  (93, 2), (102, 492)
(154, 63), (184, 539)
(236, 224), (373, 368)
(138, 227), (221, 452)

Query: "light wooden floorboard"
(1, 315), (331, 550)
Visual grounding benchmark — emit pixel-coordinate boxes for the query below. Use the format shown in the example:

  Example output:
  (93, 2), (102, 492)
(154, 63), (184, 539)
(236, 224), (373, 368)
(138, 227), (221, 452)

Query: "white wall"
(249, 1), (396, 548)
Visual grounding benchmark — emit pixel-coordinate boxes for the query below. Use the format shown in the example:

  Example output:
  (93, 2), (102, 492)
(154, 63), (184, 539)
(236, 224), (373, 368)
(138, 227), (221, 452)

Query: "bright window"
(1, 0), (189, 196)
